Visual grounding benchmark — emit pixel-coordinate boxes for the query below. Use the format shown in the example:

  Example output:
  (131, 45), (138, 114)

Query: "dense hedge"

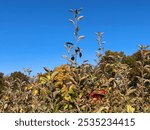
(0, 49), (149, 113)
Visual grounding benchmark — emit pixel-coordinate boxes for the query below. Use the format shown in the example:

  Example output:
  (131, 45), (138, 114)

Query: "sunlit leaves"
(39, 74), (50, 85)
(0, 7), (150, 113)
(77, 16), (84, 21)
(126, 105), (135, 113)
(33, 89), (38, 96)
(78, 35), (85, 41)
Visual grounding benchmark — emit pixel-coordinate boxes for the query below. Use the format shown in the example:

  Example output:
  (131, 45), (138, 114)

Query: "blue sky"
(0, 0), (150, 75)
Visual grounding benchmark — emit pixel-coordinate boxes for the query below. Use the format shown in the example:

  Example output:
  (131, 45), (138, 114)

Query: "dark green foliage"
(10, 71), (29, 82)
(7, 71), (30, 90)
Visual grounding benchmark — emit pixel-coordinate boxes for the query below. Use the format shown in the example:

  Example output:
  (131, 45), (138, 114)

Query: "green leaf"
(68, 86), (75, 95)
(64, 104), (68, 110)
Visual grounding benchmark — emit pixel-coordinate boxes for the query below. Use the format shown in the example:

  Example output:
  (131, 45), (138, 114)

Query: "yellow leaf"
(28, 86), (33, 90)
(127, 105), (135, 113)
(19, 107), (23, 113)
(64, 95), (71, 102)
(4, 104), (8, 109)
(3, 96), (9, 100)
(79, 93), (83, 99)
(64, 104), (68, 110)
(33, 90), (38, 96)
(61, 85), (67, 93)
(46, 74), (51, 80)
(39, 77), (47, 84)
(25, 86), (28, 90)
(25, 85), (32, 90)
(70, 84), (75, 89)
(68, 85), (75, 95)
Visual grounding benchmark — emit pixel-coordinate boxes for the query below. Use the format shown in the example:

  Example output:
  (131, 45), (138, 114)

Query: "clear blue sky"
(0, 0), (150, 75)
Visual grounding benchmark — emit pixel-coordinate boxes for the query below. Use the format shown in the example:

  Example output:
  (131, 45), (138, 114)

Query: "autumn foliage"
(0, 8), (149, 113)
